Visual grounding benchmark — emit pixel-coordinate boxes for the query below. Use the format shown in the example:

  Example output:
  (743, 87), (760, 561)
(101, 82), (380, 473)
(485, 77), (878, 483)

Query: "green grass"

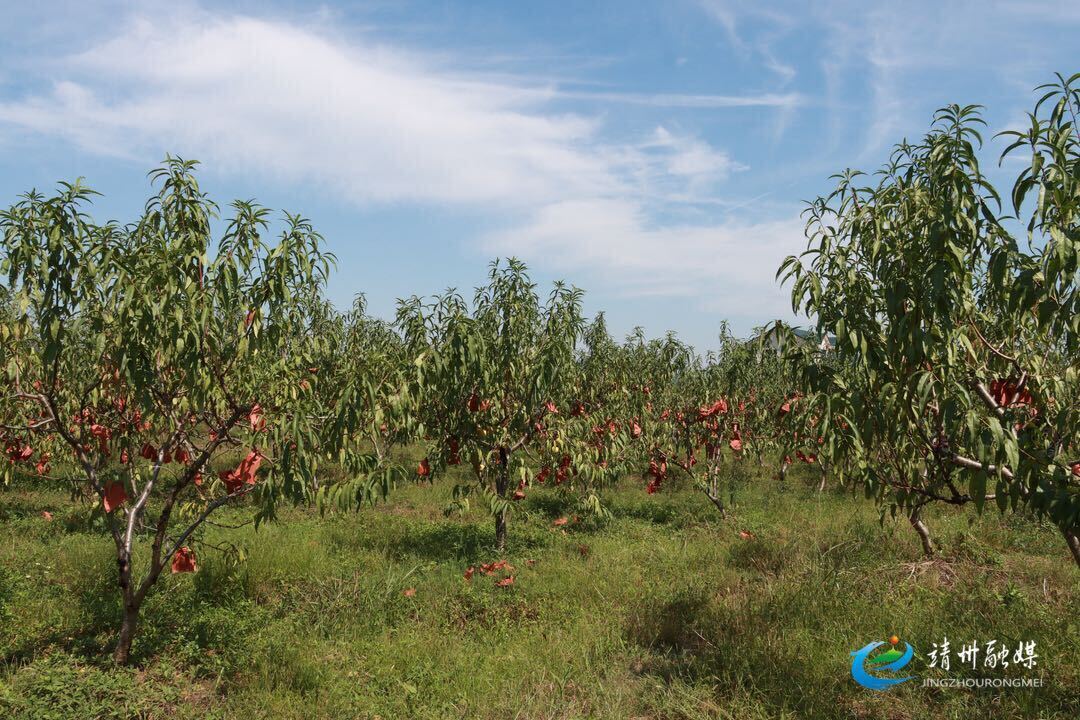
(0, 463), (1077, 719)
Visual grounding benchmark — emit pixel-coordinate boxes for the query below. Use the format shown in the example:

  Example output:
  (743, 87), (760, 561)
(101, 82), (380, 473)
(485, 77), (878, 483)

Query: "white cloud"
(0, 12), (797, 210)
(620, 126), (749, 202)
(0, 6), (807, 326)
(0, 14), (622, 206)
(482, 198), (803, 316)
(647, 127), (744, 181)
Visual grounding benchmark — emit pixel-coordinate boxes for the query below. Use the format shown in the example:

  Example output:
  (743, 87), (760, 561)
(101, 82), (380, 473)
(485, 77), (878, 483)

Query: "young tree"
(397, 259), (612, 550)
(0, 158), (388, 662)
(712, 324), (800, 474)
(779, 75), (1080, 565)
(616, 331), (755, 516)
(639, 354), (746, 516)
(310, 295), (413, 511)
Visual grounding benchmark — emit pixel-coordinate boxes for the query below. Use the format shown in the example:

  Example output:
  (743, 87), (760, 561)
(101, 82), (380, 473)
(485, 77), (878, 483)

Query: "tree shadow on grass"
(345, 519), (554, 564)
(524, 490), (696, 532)
(0, 494), (48, 522)
(2, 543), (261, 671)
(603, 495), (689, 526)
(1, 562), (119, 667)
(625, 588), (850, 719)
(522, 493), (576, 519)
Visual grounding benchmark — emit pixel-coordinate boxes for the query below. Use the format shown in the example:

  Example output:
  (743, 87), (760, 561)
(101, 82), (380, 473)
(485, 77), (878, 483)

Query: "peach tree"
(711, 324), (798, 474)
(396, 259), (618, 549)
(308, 294), (414, 510)
(779, 75), (1079, 565)
(611, 332), (752, 516)
(0, 158), (389, 662)
(638, 350), (747, 515)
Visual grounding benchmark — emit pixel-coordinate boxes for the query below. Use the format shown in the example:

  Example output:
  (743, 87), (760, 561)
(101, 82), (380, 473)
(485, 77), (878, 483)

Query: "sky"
(1, 0), (1077, 350)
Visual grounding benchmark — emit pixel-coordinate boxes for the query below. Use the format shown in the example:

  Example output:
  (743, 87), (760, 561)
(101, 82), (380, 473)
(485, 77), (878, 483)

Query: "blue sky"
(1, 1), (1077, 349)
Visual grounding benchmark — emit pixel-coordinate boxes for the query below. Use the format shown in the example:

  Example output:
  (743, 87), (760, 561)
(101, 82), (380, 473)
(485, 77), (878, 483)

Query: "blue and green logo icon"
(850, 635), (914, 691)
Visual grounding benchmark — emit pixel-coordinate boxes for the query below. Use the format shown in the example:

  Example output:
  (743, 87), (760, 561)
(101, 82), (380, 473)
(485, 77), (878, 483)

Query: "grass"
(0, 461), (1077, 719)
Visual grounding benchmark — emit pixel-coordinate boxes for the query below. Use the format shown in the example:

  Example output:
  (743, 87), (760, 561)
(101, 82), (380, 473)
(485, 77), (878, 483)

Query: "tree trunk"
(909, 508), (934, 558)
(704, 490), (727, 517)
(703, 465), (727, 516)
(495, 511), (508, 552)
(111, 544), (138, 664)
(494, 447), (509, 552)
(113, 601), (140, 664)
(1064, 527), (1080, 569)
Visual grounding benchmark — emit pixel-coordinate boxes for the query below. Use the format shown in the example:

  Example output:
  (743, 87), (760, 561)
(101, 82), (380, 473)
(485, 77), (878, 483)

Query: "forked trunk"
(909, 507), (934, 558)
(704, 465), (726, 517)
(704, 490), (727, 517)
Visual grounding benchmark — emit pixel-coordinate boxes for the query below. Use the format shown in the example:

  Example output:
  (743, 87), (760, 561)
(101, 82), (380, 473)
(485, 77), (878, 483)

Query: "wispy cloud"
(550, 89), (803, 109)
(695, 1), (1080, 160)
(0, 15), (613, 206)
(695, 0), (798, 84)
(0, 10), (782, 210)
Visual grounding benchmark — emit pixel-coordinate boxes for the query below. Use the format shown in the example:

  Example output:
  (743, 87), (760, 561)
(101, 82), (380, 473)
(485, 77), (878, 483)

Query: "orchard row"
(1, 73), (1077, 664)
